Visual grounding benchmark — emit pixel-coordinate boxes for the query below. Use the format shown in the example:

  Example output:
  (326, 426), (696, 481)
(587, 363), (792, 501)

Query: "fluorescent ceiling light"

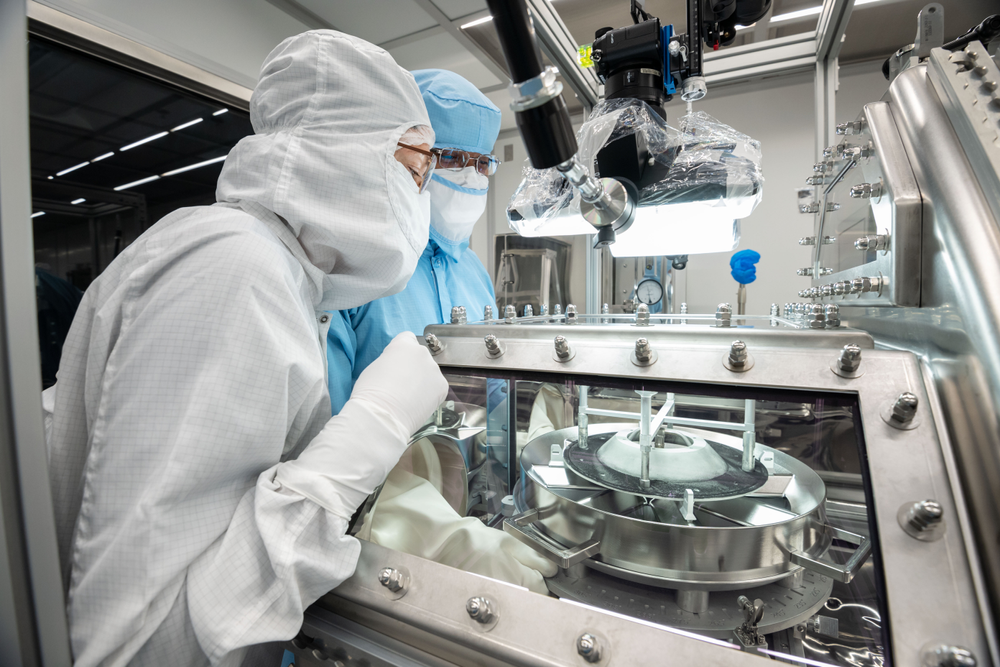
(71, 198), (86, 205)
(770, 0), (883, 24)
(213, 108), (228, 116)
(461, 15), (492, 29)
(161, 154), (228, 177)
(92, 151), (114, 162)
(171, 118), (203, 132)
(31, 211), (45, 218)
(114, 175), (160, 191)
(120, 131), (169, 151)
(56, 161), (90, 176)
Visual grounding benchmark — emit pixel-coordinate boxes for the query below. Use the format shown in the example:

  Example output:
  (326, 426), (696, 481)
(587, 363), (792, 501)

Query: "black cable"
(942, 14), (1000, 51)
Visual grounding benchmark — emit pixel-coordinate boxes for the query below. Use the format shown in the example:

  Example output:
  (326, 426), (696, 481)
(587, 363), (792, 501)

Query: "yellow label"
(577, 44), (594, 68)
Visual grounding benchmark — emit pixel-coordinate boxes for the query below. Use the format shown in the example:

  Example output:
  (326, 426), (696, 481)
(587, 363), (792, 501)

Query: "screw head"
(576, 633), (602, 662)
(523, 304), (534, 317)
(466, 596), (496, 624)
(503, 304), (516, 323)
(838, 344), (862, 372)
(566, 304), (578, 320)
(635, 303), (650, 325)
(424, 333), (442, 354)
(635, 338), (652, 362)
(484, 305), (494, 320)
(554, 304), (563, 315)
(891, 392), (918, 423)
(554, 335), (571, 360)
(378, 567), (404, 592)
(484, 334), (503, 357)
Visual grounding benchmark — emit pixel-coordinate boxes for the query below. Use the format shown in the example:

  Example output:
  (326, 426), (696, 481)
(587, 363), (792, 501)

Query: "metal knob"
(554, 335), (572, 361)
(503, 304), (516, 324)
(635, 303), (650, 326)
(728, 340), (748, 367)
(576, 633), (603, 663)
(424, 333), (443, 355)
(825, 304), (840, 328)
(450, 306), (466, 324)
(466, 596), (497, 624)
(634, 338), (653, 363)
(523, 304), (534, 317)
(716, 303), (732, 327)
(484, 334), (503, 358)
(378, 567), (405, 593)
(838, 344), (861, 372)
(808, 304), (826, 329)
(483, 305), (493, 321)
(566, 304), (578, 323)
(890, 392), (918, 424)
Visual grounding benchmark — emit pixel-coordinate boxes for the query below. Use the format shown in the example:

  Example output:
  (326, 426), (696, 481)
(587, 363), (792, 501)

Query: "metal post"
(577, 385), (589, 449)
(585, 242), (601, 317)
(636, 391), (656, 490)
(0, 0), (73, 662)
(742, 399), (757, 472)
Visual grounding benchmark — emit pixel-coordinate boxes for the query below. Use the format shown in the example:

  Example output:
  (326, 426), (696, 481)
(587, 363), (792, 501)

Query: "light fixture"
(608, 202), (744, 257)
(120, 131), (169, 151)
(31, 211), (45, 218)
(161, 154), (228, 177)
(47, 175), (54, 180)
(213, 108), (229, 116)
(114, 175), (160, 191)
(71, 198), (86, 205)
(56, 161), (90, 177)
(92, 151), (114, 162)
(171, 118), (203, 132)
(770, 0), (884, 24)
(460, 15), (493, 29)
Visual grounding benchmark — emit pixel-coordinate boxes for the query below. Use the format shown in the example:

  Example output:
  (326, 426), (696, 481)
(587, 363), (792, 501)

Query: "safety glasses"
(436, 148), (501, 177)
(396, 142), (438, 193)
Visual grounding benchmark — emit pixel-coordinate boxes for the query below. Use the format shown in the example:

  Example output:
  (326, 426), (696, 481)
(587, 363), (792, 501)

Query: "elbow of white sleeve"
(272, 397), (412, 520)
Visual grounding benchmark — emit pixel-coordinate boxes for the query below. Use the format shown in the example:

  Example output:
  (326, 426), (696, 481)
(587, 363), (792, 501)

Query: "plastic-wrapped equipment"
(506, 99), (763, 256)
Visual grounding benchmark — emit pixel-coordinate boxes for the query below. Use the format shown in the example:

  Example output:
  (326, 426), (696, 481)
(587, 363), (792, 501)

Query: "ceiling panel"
(296, 0), (439, 44)
(428, 0), (488, 22)
(387, 30), (503, 89)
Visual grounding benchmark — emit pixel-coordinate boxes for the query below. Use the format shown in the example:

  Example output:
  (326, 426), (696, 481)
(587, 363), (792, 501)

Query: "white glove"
(274, 332), (448, 520)
(370, 468), (558, 595)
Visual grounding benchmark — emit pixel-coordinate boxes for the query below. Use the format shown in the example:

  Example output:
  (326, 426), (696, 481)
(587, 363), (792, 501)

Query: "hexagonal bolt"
(770, 303), (780, 317)
(716, 303), (732, 326)
(851, 278), (865, 294)
(540, 304), (549, 316)
(554, 335), (571, 360)
(679, 302), (688, 314)
(576, 633), (603, 663)
(825, 304), (840, 328)
(523, 304), (534, 317)
(796, 267), (813, 277)
(553, 304), (563, 315)
(601, 303), (610, 314)
(838, 344), (861, 372)
(466, 596), (497, 624)
(826, 202), (841, 212)
(819, 267), (833, 276)
(890, 392), (919, 424)
(450, 306), (467, 325)
(856, 234), (890, 251)
(799, 202), (820, 214)
(566, 304), (578, 322)
(849, 182), (882, 199)
(634, 338), (653, 363)
(635, 303), (650, 326)
(728, 341), (748, 367)
(808, 304), (827, 329)
(503, 304), (516, 324)
(821, 284), (835, 298)
(806, 175), (825, 186)
(484, 334), (502, 357)
(904, 499), (943, 533)
(483, 305), (494, 321)
(799, 236), (816, 246)
(424, 333), (443, 355)
(812, 162), (830, 173)
(378, 567), (405, 593)
(922, 644), (976, 667)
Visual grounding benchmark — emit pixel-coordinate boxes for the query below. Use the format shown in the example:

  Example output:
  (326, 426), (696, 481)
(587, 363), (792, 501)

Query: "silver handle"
(503, 509), (601, 568)
(790, 526), (871, 584)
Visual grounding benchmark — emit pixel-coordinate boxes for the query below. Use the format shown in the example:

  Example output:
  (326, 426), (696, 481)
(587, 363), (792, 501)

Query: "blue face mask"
(428, 168), (489, 245)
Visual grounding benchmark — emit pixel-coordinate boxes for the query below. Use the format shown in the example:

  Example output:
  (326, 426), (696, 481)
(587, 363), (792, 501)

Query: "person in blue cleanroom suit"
(323, 69), (557, 596)
(326, 68), (501, 414)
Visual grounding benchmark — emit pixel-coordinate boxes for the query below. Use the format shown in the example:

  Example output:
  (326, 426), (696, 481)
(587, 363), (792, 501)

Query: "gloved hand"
(370, 468), (558, 595)
(274, 332), (448, 520)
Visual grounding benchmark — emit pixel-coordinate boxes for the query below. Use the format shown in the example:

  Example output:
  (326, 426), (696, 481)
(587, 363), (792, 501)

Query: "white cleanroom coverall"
(44, 30), (446, 666)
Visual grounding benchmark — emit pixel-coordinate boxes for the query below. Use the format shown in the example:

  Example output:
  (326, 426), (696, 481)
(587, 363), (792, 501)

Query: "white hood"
(217, 30), (432, 310)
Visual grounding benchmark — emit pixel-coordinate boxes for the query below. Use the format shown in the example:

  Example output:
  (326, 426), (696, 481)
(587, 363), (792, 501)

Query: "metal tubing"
(577, 385), (589, 449)
(636, 391), (655, 489)
(484, 0), (544, 83)
(737, 284), (746, 316)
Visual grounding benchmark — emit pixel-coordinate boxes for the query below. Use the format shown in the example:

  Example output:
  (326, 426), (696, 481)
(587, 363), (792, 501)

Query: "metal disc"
(546, 565), (833, 639)
(563, 432), (769, 501)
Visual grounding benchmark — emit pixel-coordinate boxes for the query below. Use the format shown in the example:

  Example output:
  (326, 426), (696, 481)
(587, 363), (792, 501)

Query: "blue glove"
(730, 249), (761, 284)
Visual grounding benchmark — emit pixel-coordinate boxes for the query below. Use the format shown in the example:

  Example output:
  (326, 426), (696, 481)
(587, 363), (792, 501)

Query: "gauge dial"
(636, 278), (664, 305)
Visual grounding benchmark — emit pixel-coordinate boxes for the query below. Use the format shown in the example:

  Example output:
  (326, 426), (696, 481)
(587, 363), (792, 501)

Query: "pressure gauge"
(636, 278), (663, 305)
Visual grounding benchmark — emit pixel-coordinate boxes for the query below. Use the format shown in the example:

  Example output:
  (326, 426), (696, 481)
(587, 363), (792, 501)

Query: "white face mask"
(428, 167), (489, 244)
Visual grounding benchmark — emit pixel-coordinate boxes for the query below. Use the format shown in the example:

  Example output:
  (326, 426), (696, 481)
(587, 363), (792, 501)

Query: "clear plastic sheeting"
(506, 100), (763, 256)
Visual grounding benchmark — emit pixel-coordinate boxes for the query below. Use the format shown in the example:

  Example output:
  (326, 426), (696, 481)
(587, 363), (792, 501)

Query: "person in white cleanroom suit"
(43, 31), (447, 666)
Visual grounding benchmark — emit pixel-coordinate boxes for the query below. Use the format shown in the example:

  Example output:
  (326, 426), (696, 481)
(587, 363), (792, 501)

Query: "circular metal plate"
(546, 565), (833, 638)
(563, 432), (769, 501)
